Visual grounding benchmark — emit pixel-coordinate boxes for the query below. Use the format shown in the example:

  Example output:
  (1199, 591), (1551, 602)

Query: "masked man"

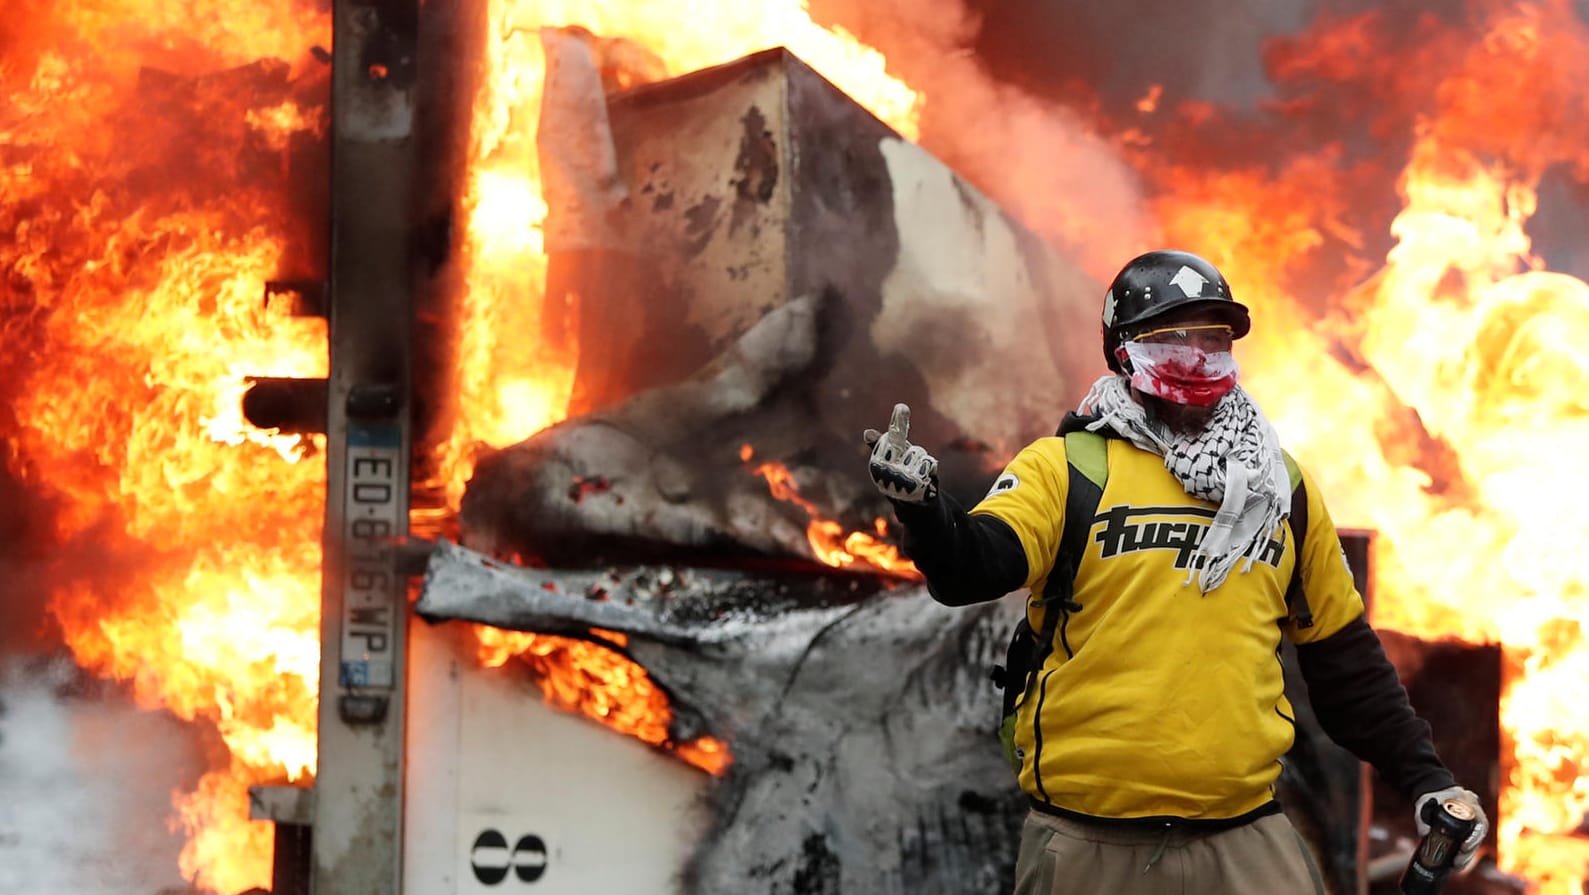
(865, 250), (1487, 894)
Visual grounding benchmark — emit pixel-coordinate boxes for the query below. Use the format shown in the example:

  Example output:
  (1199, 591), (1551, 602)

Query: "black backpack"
(989, 424), (1311, 771)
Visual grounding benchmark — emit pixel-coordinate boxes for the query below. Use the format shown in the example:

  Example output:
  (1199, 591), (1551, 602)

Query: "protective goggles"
(1128, 323), (1236, 353)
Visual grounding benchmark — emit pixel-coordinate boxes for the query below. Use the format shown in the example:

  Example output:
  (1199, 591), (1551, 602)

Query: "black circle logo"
(471, 829), (549, 886)
(512, 834), (548, 882)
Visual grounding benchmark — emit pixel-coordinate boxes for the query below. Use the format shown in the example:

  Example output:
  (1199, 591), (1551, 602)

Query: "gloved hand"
(1414, 785), (1488, 870)
(863, 403), (938, 503)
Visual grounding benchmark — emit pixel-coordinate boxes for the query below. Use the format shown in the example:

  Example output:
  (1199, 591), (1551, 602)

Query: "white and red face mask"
(1117, 341), (1239, 406)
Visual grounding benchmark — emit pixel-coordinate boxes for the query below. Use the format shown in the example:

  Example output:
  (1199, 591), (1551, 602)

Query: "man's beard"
(1135, 389), (1217, 437)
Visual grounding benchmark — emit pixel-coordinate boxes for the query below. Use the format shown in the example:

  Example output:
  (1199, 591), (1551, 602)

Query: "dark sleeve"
(1294, 614), (1456, 798)
(889, 491), (1028, 607)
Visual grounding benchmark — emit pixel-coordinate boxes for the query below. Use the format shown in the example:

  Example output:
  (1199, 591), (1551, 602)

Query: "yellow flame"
(1191, 137), (1589, 891)
(437, 1), (923, 772)
(2, 2), (331, 888)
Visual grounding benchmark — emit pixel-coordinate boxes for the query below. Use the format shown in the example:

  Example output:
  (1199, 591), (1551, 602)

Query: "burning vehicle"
(2, 0), (1588, 894)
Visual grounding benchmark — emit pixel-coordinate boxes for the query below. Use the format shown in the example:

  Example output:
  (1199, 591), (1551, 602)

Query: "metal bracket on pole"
(264, 280), (329, 318)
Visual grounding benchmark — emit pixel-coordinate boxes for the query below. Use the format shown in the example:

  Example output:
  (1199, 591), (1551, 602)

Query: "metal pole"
(314, 0), (418, 892)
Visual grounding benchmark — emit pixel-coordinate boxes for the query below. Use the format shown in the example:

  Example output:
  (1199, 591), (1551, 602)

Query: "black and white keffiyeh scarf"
(1078, 375), (1291, 593)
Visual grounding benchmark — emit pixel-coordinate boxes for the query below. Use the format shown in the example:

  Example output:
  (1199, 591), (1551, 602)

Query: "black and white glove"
(1414, 785), (1488, 870)
(863, 403), (938, 503)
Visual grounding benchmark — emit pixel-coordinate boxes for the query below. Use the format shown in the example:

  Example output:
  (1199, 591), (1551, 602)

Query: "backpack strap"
(1281, 450), (1314, 629)
(1029, 430), (1107, 666)
(1064, 428), (1109, 493)
(1008, 429), (1107, 793)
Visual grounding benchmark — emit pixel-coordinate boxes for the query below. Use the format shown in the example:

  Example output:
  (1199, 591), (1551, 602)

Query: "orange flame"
(1117, 4), (1589, 888)
(473, 626), (730, 775)
(747, 449), (920, 578)
(9, 0), (1587, 892)
(1135, 84), (1162, 114)
(433, 2), (924, 775)
(1, 1), (332, 890)
(434, 0), (922, 504)
(0, 3), (912, 883)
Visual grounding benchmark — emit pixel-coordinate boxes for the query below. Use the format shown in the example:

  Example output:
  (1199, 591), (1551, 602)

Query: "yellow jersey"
(973, 435), (1364, 822)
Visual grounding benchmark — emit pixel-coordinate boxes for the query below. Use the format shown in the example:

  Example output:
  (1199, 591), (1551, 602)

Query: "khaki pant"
(1013, 809), (1327, 895)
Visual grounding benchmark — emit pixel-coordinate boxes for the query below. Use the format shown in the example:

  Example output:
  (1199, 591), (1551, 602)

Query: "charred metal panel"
(551, 47), (1098, 448)
(463, 294), (833, 566)
(545, 49), (795, 416)
(780, 55), (1099, 460)
(416, 540), (1026, 895)
(472, 48), (1101, 565)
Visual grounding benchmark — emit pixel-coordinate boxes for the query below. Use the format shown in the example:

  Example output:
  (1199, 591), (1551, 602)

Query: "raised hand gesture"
(863, 403), (939, 503)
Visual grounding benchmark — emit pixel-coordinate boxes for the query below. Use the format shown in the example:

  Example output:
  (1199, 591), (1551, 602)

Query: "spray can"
(1399, 797), (1479, 894)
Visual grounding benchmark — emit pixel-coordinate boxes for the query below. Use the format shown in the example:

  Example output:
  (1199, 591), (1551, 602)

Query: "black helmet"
(1101, 250), (1251, 373)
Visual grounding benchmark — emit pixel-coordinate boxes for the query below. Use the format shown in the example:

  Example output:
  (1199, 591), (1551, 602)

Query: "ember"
(566, 474), (614, 502)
